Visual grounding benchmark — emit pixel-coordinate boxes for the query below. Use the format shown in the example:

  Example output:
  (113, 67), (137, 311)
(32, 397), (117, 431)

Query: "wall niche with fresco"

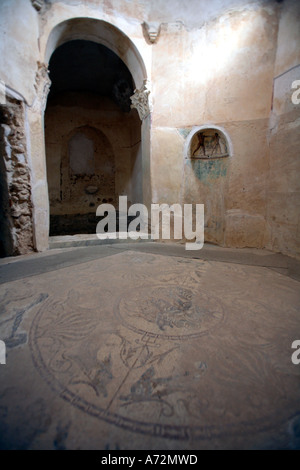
(190, 128), (229, 159)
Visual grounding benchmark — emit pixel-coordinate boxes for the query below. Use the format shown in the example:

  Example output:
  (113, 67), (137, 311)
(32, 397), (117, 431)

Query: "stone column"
(130, 80), (152, 121)
(130, 80), (152, 209)
(26, 61), (51, 252)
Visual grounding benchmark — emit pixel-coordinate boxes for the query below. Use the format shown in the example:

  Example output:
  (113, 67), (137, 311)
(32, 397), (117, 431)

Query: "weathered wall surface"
(0, 0), (299, 257)
(0, 98), (34, 255)
(266, 0), (300, 259)
(150, 2), (279, 249)
(0, 0), (40, 105)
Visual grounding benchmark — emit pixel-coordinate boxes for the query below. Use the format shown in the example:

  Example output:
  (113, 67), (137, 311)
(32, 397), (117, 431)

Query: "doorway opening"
(45, 39), (142, 236)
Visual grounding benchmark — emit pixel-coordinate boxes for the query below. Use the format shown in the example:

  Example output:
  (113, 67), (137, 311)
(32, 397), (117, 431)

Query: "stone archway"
(29, 17), (151, 249)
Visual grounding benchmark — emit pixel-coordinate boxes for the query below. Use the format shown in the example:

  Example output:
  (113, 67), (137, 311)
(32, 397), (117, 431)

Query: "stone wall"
(0, 98), (34, 256)
(150, 2), (279, 249)
(266, 0), (300, 259)
(0, 0), (299, 258)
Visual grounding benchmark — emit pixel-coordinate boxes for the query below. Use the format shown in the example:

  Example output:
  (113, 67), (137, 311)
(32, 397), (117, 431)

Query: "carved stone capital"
(130, 80), (152, 120)
(142, 22), (161, 44)
(33, 62), (51, 112)
(31, 0), (44, 11)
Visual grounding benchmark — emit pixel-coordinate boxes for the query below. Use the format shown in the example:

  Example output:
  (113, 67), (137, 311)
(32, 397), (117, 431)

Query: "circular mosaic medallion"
(29, 269), (299, 445)
(115, 285), (224, 340)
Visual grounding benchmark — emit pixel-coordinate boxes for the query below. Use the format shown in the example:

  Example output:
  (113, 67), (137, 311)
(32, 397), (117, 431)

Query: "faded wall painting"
(190, 129), (229, 159)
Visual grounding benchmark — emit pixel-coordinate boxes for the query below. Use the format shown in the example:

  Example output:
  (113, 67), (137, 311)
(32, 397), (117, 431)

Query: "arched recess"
(48, 124), (117, 236)
(184, 125), (233, 161)
(30, 17), (151, 248)
(45, 18), (147, 90)
(181, 125), (233, 246)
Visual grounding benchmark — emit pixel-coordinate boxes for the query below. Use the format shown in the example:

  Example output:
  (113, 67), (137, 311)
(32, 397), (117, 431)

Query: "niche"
(190, 128), (230, 159)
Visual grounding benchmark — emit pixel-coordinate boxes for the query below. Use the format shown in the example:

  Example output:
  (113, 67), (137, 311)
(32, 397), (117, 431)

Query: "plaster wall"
(150, 2), (279, 248)
(266, 0), (300, 258)
(0, 0), (40, 105)
(0, 0), (299, 257)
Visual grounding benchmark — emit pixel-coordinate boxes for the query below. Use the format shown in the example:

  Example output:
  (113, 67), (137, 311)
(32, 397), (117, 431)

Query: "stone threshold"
(49, 232), (151, 249)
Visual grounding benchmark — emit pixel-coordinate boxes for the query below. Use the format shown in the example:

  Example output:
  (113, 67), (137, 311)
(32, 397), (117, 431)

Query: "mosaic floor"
(0, 248), (299, 449)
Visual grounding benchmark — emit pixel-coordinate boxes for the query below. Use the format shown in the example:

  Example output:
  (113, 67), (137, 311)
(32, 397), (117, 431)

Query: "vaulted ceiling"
(48, 39), (134, 112)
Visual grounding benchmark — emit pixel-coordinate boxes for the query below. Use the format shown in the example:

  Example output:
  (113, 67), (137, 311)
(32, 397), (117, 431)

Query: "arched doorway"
(45, 38), (142, 235)
(40, 18), (150, 242)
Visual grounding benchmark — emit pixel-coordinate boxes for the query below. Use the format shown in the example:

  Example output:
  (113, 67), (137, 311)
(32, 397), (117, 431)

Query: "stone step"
(49, 232), (151, 249)
(49, 212), (138, 237)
